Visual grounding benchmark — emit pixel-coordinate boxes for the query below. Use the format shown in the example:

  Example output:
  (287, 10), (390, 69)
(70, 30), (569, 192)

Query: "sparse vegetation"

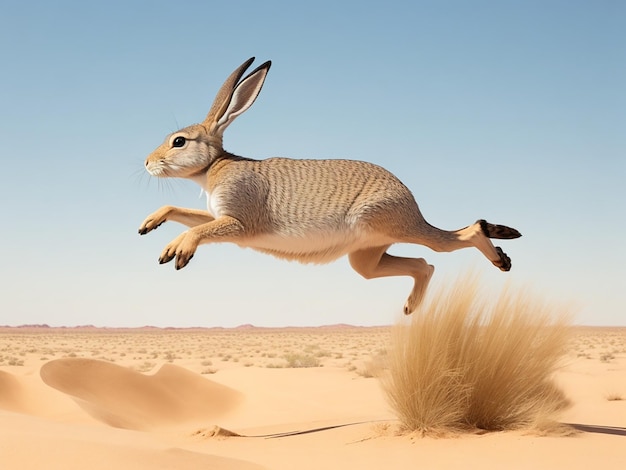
(164, 351), (183, 362)
(383, 275), (572, 435)
(283, 353), (321, 368)
(599, 353), (615, 363)
(7, 357), (24, 366)
(357, 351), (388, 378)
(133, 361), (157, 373)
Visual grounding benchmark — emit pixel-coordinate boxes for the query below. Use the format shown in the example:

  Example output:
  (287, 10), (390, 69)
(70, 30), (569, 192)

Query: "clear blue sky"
(1, 0), (624, 327)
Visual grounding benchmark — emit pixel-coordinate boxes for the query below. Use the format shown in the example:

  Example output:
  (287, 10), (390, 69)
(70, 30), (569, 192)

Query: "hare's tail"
(479, 220), (522, 240)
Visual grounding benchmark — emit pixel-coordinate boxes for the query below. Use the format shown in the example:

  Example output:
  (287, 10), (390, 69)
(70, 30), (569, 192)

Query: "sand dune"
(0, 370), (26, 413)
(40, 358), (242, 430)
(1, 326), (625, 469)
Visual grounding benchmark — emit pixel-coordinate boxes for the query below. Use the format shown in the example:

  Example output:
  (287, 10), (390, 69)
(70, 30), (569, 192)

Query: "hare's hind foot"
(478, 220), (522, 240)
(493, 246), (512, 272)
(403, 263), (435, 315)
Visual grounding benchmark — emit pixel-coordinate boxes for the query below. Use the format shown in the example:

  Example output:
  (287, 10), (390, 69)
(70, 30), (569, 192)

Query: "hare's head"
(145, 57), (271, 179)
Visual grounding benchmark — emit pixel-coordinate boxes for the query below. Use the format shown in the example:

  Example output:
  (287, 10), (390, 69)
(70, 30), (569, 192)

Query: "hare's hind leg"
(413, 220), (516, 272)
(348, 246), (435, 315)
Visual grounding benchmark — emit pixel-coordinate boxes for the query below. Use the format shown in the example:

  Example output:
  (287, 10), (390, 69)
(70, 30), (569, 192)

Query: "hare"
(139, 57), (521, 314)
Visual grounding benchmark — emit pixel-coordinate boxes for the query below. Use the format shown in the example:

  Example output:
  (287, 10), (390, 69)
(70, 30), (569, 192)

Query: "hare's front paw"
(138, 206), (172, 235)
(158, 231), (199, 270)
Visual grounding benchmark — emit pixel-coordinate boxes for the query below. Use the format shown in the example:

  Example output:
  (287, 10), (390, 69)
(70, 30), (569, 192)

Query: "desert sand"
(1, 325), (625, 469)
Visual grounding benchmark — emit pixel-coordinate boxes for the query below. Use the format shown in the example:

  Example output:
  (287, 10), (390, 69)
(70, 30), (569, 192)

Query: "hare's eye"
(172, 136), (186, 148)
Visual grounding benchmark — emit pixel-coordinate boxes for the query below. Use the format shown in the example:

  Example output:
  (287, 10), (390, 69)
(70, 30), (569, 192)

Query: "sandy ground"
(1, 325), (625, 469)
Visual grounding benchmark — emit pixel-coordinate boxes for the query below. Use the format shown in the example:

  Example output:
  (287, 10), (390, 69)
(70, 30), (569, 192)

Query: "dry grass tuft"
(605, 392), (624, 401)
(383, 273), (572, 436)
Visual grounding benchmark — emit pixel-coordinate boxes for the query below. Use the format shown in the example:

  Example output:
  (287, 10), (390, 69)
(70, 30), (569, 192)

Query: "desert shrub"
(357, 351), (388, 378)
(284, 353), (321, 368)
(383, 273), (571, 435)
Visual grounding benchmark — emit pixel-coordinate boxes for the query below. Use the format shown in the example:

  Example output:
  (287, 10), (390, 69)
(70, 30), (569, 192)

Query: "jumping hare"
(139, 57), (521, 314)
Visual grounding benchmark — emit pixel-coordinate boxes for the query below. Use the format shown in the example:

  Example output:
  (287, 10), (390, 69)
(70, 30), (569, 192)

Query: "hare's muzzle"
(145, 159), (166, 177)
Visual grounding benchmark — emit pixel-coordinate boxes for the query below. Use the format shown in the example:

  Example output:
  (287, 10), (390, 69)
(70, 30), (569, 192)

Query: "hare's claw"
(139, 215), (166, 235)
(175, 254), (194, 270)
(158, 232), (198, 270)
(139, 220), (164, 235)
(158, 252), (175, 264)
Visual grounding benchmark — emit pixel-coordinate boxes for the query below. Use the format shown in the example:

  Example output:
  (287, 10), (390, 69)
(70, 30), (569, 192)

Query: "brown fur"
(139, 58), (522, 314)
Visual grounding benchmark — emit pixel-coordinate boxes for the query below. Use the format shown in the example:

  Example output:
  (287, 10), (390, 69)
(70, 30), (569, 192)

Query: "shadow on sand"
(567, 423), (626, 437)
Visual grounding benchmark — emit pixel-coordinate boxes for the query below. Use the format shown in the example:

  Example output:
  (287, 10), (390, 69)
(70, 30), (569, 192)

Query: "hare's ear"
(204, 58), (271, 136)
